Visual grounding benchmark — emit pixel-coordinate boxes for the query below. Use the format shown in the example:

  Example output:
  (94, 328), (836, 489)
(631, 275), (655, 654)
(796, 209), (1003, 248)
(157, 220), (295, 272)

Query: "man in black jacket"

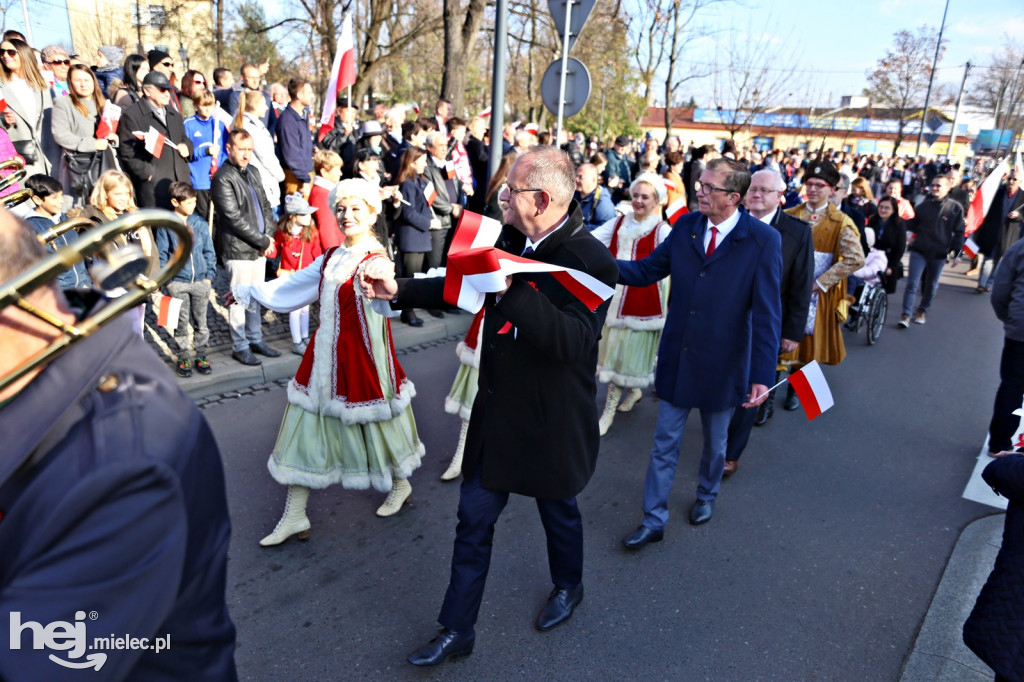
(362, 147), (618, 666)
(0, 212), (237, 680)
(899, 175), (966, 327)
(117, 71), (192, 210)
(724, 169), (814, 475)
(212, 128), (280, 365)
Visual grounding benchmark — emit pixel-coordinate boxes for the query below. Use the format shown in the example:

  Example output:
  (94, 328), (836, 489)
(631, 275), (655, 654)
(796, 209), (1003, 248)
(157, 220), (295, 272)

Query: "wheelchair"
(843, 277), (888, 345)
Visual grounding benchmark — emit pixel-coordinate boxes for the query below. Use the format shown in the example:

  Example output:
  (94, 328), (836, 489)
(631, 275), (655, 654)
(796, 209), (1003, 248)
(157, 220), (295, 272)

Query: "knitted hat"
(147, 49), (172, 69)
(98, 45), (124, 66)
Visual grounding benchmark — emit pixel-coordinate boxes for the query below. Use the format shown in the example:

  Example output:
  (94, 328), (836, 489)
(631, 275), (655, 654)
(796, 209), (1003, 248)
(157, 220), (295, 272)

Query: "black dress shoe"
(250, 341), (281, 358)
(753, 397), (774, 426)
(427, 309), (445, 318)
(623, 525), (664, 550)
(535, 584), (584, 631)
(407, 628), (475, 667)
(783, 385), (800, 411)
(401, 310), (424, 327)
(232, 349), (262, 366)
(689, 499), (714, 525)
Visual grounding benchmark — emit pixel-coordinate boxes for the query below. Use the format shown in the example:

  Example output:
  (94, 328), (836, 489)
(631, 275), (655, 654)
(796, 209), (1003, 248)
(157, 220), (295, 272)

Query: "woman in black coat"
(869, 196), (906, 294)
(964, 454), (1024, 681)
(392, 146), (433, 326)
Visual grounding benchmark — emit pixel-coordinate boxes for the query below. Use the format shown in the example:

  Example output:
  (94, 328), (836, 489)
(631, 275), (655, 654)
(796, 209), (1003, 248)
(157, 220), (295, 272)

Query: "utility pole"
(487, 0), (508, 182)
(916, 0), (949, 156)
(947, 62), (971, 160)
(18, 0), (33, 46)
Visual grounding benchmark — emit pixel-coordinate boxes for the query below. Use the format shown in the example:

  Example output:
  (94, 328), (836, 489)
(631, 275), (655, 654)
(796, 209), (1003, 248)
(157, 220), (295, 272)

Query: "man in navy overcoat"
(619, 157), (782, 543)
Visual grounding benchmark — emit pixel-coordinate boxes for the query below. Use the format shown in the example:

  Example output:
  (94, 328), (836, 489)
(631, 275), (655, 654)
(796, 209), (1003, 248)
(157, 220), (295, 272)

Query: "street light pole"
(946, 62), (971, 160)
(487, 0), (509, 182)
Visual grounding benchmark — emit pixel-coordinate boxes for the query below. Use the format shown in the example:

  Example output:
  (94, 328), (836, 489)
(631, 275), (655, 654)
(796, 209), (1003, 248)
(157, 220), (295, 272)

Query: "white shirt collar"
(524, 215), (570, 254)
(753, 207), (777, 226)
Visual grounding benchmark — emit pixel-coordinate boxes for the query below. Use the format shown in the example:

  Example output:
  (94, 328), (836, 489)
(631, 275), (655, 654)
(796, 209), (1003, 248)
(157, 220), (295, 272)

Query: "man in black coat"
(422, 131), (462, 268)
(362, 147), (618, 666)
(117, 71), (193, 210)
(724, 169), (814, 475)
(976, 171), (1024, 292)
(464, 117), (490, 213)
(0, 213), (237, 680)
(212, 128), (280, 365)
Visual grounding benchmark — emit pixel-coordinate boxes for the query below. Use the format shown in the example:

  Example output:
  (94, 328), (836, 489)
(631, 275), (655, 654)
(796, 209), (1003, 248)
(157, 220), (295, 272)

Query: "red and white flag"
(477, 106), (491, 119)
(788, 361), (834, 420)
(445, 159), (456, 181)
(442, 211), (615, 313)
(318, 12), (358, 141)
(133, 127), (166, 158)
(424, 180), (437, 207)
(95, 101), (122, 139)
(524, 122), (539, 136)
(0, 96), (8, 113)
(662, 177), (676, 192)
(153, 293), (183, 332)
(411, 101), (420, 115)
(966, 158), (1010, 235)
(962, 236), (980, 260)
(41, 69), (55, 86)
(666, 196), (688, 224)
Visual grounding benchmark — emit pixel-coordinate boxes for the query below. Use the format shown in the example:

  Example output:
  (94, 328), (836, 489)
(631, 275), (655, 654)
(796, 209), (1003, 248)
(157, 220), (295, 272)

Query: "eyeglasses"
(47, 58), (71, 65)
(1, 49), (18, 58)
(694, 181), (735, 196)
(194, 78), (206, 85)
(500, 183), (545, 196)
(803, 181), (831, 190)
(747, 187), (781, 195)
(160, 61), (173, 67)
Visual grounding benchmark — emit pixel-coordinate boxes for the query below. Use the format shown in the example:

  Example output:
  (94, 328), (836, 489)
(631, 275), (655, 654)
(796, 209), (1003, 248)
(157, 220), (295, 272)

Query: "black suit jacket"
(396, 203), (619, 499)
(768, 208), (815, 343)
(117, 99), (192, 209)
(977, 185), (1024, 258)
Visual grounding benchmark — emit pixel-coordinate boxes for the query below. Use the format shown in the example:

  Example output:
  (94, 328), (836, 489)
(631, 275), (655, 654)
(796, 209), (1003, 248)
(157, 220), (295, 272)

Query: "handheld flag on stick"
(666, 197), (689, 224)
(95, 101), (122, 139)
(966, 158), (1010, 235)
(153, 293), (183, 332)
(318, 12), (357, 142)
(786, 361), (834, 420)
(424, 181), (437, 207)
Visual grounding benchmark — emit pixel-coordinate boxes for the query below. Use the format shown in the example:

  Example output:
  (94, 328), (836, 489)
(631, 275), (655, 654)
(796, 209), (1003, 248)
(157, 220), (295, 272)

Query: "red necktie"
(706, 226), (718, 258)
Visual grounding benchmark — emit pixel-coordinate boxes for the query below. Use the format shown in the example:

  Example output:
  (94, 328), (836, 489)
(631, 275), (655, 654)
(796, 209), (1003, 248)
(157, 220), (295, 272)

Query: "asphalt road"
(205, 265), (1004, 681)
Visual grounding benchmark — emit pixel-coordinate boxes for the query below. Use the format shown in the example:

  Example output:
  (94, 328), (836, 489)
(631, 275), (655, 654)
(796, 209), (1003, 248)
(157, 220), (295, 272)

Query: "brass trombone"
(35, 216), (95, 246)
(0, 209), (192, 392)
(2, 188), (33, 210)
(0, 157), (27, 193)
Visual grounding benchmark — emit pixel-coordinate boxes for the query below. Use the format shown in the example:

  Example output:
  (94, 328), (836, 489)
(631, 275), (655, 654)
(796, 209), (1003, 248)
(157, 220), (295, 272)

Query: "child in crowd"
(23, 173), (92, 288)
(270, 193), (323, 355)
(184, 90), (229, 222)
(308, 148), (344, 251)
(156, 181), (217, 377)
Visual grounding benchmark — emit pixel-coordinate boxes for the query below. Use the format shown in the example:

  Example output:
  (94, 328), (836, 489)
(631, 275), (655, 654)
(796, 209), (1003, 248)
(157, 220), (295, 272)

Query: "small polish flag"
(524, 122), (539, 135)
(445, 160), (456, 180)
(424, 180), (437, 206)
(662, 177), (676, 192)
(0, 97), (7, 113)
(477, 106), (491, 118)
(666, 196), (688, 224)
(95, 101), (122, 139)
(962, 237), (979, 260)
(411, 101), (420, 115)
(133, 127), (166, 158)
(788, 361), (834, 420)
(154, 293), (183, 332)
(41, 69), (55, 86)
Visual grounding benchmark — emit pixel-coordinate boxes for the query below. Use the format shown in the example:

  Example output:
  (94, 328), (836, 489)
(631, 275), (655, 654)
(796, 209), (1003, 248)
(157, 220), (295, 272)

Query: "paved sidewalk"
(900, 513), (1003, 681)
(171, 312), (473, 401)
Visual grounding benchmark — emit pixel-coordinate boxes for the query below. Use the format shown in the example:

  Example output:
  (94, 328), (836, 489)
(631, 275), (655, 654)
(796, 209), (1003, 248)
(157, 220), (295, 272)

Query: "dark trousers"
(989, 337), (1024, 452)
(427, 228), (449, 270)
(726, 405), (758, 463)
(437, 469), (584, 633)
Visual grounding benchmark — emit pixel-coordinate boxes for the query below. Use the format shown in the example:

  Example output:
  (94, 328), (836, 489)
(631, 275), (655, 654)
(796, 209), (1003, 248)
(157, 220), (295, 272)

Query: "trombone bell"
(0, 209), (192, 392)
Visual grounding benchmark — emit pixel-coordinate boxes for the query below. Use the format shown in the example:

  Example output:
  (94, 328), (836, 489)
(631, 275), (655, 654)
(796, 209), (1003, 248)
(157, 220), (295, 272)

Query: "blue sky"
(9, 0), (1020, 107)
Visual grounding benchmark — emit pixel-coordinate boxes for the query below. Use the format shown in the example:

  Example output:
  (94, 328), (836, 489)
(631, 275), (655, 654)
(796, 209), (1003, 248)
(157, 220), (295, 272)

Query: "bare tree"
(967, 40), (1024, 146)
(626, 0), (671, 107)
(864, 25), (945, 155)
(440, 0), (488, 112)
(661, 0), (726, 135)
(711, 25), (802, 139)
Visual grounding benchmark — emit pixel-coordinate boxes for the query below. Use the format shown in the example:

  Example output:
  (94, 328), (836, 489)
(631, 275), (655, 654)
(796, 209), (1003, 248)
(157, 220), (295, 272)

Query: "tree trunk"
(215, 0), (224, 65)
(440, 0), (488, 114)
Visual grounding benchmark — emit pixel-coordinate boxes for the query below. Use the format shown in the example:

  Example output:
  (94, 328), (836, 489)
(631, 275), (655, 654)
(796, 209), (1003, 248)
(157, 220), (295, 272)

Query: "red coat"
(309, 182), (343, 250)
(273, 230), (323, 273)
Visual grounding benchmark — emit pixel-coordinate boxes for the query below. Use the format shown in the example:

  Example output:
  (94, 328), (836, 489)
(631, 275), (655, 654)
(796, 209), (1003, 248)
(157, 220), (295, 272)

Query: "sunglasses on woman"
(1, 49), (18, 58)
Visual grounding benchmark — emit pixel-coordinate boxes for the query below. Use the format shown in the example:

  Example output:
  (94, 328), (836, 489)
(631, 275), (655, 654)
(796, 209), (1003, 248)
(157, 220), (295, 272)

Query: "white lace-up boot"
(376, 478), (412, 517)
(259, 485), (311, 547)
(441, 419), (470, 481)
(618, 388), (643, 412)
(599, 384), (623, 436)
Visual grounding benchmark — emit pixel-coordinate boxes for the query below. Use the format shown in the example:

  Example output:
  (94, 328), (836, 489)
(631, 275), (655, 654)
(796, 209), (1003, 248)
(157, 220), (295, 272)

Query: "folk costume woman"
(591, 172), (671, 435)
(440, 308), (485, 481)
(231, 178), (424, 547)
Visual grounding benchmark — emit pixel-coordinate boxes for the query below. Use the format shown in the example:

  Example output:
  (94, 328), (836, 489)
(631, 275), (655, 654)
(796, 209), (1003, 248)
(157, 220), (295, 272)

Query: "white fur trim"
(598, 368), (654, 388)
(267, 440), (425, 493)
(455, 341), (481, 369)
(605, 315), (666, 331)
(444, 395), (474, 420)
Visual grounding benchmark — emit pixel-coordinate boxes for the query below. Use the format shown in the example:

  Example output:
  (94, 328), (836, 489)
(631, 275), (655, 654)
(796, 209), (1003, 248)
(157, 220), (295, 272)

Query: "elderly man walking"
(619, 157), (783, 541)
(361, 146), (618, 665)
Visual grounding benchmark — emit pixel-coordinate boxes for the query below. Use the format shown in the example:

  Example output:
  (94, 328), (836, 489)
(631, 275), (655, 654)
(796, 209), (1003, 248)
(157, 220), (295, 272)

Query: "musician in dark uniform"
(0, 210), (237, 680)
